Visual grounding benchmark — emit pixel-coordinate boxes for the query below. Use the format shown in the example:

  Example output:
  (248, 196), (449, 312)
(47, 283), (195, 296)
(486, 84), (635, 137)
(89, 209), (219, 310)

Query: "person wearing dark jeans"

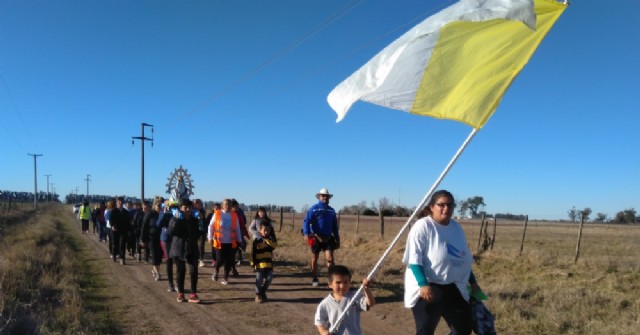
(208, 199), (243, 285)
(168, 199), (201, 303)
(110, 196), (131, 266)
(159, 201), (175, 290)
(193, 199), (207, 267)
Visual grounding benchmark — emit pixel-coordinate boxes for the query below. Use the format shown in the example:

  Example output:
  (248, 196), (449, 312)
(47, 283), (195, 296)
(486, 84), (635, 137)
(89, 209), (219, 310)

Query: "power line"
(164, 0), (366, 127)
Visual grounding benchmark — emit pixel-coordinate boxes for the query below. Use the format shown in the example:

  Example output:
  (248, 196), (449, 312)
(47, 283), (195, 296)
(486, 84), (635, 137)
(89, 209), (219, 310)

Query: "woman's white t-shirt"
(402, 216), (473, 307)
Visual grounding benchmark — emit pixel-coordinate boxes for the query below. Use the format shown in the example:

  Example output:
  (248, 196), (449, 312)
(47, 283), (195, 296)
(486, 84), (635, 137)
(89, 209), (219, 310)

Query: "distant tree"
(580, 207), (592, 222)
(377, 197), (394, 216)
(300, 204), (309, 214)
(595, 212), (607, 223)
(457, 201), (469, 218)
(341, 201), (370, 215)
(460, 196), (485, 218)
(394, 205), (412, 217)
(362, 208), (376, 216)
(495, 213), (527, 221)
(567, 206), (578, 223)
(356, 200), (368, 214)
(615, 208), (637, 224)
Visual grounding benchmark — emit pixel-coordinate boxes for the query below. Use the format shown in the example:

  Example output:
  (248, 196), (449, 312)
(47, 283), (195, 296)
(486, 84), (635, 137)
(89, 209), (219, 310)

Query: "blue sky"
(1, 0), (638, 220)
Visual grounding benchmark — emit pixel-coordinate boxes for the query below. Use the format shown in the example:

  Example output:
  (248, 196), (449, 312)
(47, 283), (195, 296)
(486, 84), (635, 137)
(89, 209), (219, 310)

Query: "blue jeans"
(255, 268), (273, 295)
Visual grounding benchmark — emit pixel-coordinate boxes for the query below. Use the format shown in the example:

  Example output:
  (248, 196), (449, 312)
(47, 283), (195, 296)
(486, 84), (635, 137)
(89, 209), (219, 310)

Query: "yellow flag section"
(328, 0), (567, 129)
(414, 0), (566, 128)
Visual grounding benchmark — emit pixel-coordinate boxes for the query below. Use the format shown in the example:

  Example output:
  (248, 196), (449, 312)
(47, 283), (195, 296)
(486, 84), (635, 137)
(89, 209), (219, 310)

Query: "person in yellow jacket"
(79, 200), (91, 234)
(208, 198), (243, 285)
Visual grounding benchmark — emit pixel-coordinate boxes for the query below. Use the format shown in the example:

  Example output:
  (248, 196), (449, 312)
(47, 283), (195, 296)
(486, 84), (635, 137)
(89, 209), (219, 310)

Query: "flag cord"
(329, 127), (479, 334)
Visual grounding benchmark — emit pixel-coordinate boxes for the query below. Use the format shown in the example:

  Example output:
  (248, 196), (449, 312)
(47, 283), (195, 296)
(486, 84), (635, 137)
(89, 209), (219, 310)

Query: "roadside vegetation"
(274, 214), (640, 334)
(0, 203), (120, 334)
(1, 204), (638, 334)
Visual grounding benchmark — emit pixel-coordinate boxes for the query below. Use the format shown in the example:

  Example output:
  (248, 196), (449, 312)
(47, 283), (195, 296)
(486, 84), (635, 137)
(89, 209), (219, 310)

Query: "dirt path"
(80, 231), (413, 335)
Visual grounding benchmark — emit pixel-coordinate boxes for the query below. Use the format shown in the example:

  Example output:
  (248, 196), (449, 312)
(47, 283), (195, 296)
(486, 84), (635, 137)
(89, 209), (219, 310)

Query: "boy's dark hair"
(327, 265), (351, 282)
(259, 221), (273, 235)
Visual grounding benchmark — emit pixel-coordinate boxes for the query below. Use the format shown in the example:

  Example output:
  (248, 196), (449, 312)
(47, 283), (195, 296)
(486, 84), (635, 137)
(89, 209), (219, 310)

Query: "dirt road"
(81, 232), (413, 335)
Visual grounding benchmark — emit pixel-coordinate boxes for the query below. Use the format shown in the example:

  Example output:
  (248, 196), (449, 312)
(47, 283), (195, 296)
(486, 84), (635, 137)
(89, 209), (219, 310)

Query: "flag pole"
(329, 127), (479, 334)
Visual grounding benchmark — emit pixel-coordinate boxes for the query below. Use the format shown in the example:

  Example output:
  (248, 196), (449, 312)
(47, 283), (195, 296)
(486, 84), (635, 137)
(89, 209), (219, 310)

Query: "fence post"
(379, 210), (384, 239)
(519, 215), (529, 256)
(490, 217), (497, 250)
(291, 212), (295, 231)
(279, 207), (284, 232)
(356, 211), (360, 236)
(574, 215), (585, 264)
(477, 214), (486, 252)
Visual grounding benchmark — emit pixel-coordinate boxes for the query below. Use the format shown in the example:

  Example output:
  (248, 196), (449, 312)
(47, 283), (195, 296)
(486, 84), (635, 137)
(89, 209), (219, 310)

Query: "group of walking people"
(80, 187), (491, 335)
(83, 195), (276, 305)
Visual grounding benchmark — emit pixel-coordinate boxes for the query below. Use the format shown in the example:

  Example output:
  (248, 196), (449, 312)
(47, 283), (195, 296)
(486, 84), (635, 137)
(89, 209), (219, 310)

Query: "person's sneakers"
(176, 293), (185, 302)
(311, 277), (319, 287)
(212, 270), (218, 281)
(255, 294), (263, 303)
(120, 259), (125, 266)
(188, 294), (201, 303)
(261, 292), (268, 302)
(168, 284), (176, 292)
(232, 268), (239, 277)
(198, 260), (205, 267)
(220, 279), (229, 285)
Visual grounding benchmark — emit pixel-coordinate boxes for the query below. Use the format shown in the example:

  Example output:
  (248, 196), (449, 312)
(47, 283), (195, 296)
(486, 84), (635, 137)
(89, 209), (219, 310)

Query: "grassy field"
(0, 203), (120, 334)
(270, 212), (640, 334)
(1, 205), (639, 334)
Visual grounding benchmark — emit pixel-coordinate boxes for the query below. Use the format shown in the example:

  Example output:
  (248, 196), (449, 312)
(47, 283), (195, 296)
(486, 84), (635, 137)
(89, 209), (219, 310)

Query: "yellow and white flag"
(328, 0), (566, 129)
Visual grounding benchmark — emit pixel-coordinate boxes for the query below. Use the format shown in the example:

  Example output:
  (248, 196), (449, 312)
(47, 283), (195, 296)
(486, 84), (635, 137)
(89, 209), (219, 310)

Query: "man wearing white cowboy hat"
(303, 188), (340, 286)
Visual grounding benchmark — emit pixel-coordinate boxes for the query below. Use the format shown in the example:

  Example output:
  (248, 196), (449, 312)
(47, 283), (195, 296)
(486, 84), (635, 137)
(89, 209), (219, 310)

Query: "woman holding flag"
(403, 190), (483, 335)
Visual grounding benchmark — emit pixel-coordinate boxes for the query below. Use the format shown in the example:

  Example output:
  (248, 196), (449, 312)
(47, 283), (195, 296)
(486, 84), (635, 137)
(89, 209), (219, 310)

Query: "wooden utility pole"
(28, 153), (43, 209)
(132, 123), (154, 202)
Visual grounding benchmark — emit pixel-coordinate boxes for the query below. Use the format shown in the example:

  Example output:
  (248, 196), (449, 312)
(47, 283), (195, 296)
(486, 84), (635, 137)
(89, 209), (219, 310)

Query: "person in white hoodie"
(403, 190), (483, 335)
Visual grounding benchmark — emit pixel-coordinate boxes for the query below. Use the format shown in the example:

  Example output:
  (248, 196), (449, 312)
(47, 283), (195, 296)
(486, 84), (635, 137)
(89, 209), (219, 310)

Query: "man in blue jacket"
(303, 188), (339, 286)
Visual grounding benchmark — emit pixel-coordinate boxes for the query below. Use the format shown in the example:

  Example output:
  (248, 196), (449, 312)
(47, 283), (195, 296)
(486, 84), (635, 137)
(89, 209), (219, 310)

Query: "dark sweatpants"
(175, 257), (199, 294)
(112, 229), (128, 260)
(411, 283), (472, 335)
(214, 244), (236, 280)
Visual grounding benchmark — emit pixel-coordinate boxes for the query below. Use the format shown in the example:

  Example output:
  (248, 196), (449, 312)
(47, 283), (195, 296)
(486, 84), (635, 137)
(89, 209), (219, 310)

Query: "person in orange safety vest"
(208, 198), (243, 285)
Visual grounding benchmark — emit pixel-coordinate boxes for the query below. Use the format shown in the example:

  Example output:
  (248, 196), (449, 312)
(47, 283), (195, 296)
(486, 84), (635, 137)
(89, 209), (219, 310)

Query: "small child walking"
(314, 265), (375, 335)
(252, 221), (277, 303)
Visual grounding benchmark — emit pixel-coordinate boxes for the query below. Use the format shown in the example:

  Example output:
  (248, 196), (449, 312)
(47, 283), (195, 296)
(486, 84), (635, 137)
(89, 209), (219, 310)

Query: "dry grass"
(271, 213), (640, 334)
(0, 204), (119, 334)
(1, 207), (639, 334)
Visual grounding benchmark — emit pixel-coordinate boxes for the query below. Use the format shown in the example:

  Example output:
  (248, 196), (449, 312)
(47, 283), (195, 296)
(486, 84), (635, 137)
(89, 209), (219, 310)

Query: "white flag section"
(327, 0), (537, 128)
